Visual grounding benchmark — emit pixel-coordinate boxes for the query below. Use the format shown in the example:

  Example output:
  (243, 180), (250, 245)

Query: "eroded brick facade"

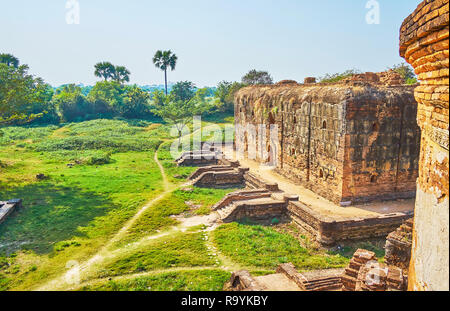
(234, 76), (420, 205)
(399, 0), (449, 291)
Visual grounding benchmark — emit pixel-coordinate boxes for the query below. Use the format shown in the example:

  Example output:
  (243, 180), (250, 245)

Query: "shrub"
(85, 153), (112, 165)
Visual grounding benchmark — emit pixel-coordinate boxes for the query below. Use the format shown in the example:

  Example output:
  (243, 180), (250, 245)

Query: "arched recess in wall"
(319, 168), (324, 179)
(244, 135), (248, 152)
(322, 120), (327, 129)
(267, 144), (272, 164)
(372, 122), (379, 132)
(268, 112), (275, 124)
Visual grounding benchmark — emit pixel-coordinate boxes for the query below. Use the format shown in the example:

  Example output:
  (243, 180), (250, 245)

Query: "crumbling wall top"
(235, 73), (415, 106)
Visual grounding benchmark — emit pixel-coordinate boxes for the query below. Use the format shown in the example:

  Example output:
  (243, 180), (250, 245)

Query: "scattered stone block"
(0, 199), (22, 225)
(223, 270), (266, 291)
(36, 173), (49, 181)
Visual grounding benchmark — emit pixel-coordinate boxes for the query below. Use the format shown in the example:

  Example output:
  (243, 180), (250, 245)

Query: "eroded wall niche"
(399, 0), (449, 291)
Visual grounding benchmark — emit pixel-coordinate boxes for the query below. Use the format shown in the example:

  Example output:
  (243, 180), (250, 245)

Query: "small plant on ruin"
(319, 69), (361, 83)
(242, 69), (274, 85)
(388, 62), (417, 84)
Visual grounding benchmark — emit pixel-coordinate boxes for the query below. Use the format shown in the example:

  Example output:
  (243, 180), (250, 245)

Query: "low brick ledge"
(287, 200), (413, 246)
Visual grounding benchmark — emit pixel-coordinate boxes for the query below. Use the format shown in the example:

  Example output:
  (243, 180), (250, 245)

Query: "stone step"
(344, 267), (359, 279)
(217, 203), (238, 220)
(188, 165), (233, 180)
(303, 278), (342, 290)
(349, 259), (362, 270)
(212, 189), (271, 211)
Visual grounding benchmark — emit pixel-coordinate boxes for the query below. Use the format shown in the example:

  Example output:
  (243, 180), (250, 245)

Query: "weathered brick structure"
(224, 263), (344, 291)
(385, 219), (413, 272)
(0, 199), (22, 225)
(341, 248), (408, 291)
(235, 75), (420, 205)
(399, 0), (449, 291)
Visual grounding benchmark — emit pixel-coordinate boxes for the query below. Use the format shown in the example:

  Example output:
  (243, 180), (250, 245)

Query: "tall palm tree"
(94, 62), (115, 81)
(152, 50), (177, 95)
(0, 53), (19, 68)
(112, 66), (131, 84)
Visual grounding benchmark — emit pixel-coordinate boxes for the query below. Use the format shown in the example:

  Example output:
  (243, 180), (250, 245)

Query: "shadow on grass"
(0, 182), (117, 255)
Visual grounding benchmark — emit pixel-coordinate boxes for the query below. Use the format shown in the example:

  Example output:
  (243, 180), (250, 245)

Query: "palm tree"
(94, 62), (115, 81)
(152, 50), (177, 95)
(0, 53), (19, 68)
(112, 66), (131, 84)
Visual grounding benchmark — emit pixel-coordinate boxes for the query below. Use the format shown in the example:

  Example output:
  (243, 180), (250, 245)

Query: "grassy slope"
(99, 232), (217, 277)
(0, 120), (166, 289)
(81, 269), (231, 291)
(213, 223), (348, 270)
(119, 187), (239, 246)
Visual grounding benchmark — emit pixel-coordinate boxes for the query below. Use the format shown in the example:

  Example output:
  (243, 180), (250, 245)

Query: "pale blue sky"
(0, 0), (421, 87)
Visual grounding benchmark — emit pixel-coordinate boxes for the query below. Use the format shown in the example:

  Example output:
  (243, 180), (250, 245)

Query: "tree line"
(1, 49), (276, 128)
(1, 48), (416, 130)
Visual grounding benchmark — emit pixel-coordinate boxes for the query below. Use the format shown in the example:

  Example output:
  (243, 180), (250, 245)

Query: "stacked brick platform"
(399, 0), (449, 291)
(355, 261), (407, 291)
(342, 248), (408, 291)
(385, 218), (413, 272)
(277, 263), (343, 291)
(0, 199), (22, 225)
(341, 249), (377, 291)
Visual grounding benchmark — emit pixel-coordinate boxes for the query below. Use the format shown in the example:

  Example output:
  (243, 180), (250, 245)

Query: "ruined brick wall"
(235, 84), (348, 203)
(342, 86), (420, 203)
(288, 201), (412, 246)
(399, 0), (449, 291)
(235, 81), (419, 205)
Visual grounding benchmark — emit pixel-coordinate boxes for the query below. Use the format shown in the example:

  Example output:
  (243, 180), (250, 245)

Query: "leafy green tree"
(121, 85), (151, 119)
(0, 53), (19, 68)
(215, 81), (245, 112)
(242, 69), (273, 85)
(0, 63), (42, 125)
(171, 81), (196, 102)
(151, 88), (211, 142)
(52, 84), (91, 122)
(94, 62), (115, 81)
(112, 66), (131, 84)
(389, 63), (417, 84)
(27, 80), (59, 124)
(87, 81), (124, 117)
(152, 50), (178, 95)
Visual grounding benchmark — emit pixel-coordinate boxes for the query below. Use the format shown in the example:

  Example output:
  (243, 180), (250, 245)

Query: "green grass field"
(0, 117), (350, 291)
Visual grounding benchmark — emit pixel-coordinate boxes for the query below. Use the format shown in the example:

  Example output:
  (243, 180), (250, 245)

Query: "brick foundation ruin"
(224, 263), (344, 291)
(0, 199), (22, 225)
(399, 0), (449, 291)
(187, 156), (413, 246)
(176, 150), (221, 167)
(385, 219), (413, 272)
(287, 200), (412, 246)
(234, 74), (420, 206)
(341, 248), (408, 291)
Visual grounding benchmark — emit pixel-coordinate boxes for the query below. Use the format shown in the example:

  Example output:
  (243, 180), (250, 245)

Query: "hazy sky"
(1, 0), (421, 87)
